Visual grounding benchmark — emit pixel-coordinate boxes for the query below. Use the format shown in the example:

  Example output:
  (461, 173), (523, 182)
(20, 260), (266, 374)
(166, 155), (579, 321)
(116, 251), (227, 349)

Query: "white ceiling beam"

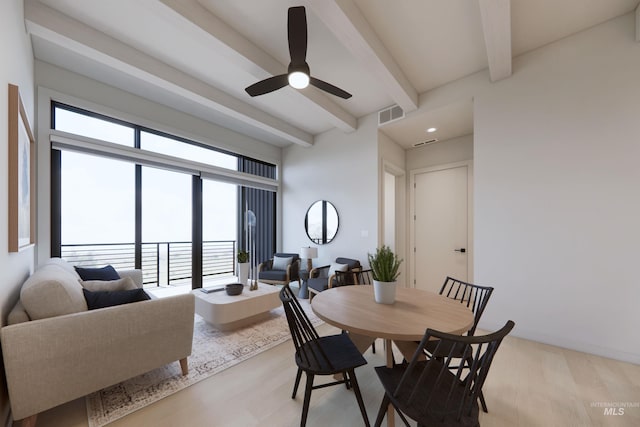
(479, 0), (512, 82)
(160, 0), (356, 132)
(24, 0), (313, 147)
(636, 2), (639, 42)
(307, 0), (418, 113)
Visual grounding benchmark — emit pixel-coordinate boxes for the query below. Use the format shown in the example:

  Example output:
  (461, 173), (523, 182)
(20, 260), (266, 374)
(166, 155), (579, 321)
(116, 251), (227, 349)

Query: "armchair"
(258, 252), (301, 286)
(307, 257), (361, 301)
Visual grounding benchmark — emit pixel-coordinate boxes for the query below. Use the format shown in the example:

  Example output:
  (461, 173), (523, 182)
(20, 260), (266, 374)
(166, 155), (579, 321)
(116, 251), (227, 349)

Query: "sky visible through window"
(58, 108), (237, 245)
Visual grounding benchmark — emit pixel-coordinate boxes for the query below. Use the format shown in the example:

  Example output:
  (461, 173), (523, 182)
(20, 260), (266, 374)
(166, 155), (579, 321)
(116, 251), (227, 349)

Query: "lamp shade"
(300, 247), (318, 259)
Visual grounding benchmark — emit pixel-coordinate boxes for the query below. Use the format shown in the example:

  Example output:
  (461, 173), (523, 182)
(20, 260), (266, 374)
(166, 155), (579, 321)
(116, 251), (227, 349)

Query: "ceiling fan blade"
(245, 74), (289, 97)
(309, 77), (352, 99)
(288, 6), (307, 65)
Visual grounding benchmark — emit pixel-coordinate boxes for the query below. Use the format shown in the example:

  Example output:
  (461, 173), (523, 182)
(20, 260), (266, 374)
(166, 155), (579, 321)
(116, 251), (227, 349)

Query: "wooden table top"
(311, 286), (474, 341)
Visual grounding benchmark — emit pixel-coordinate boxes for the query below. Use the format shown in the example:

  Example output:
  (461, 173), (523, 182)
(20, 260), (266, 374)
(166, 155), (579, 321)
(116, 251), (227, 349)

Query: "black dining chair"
(425, 276), (494, 412)
(334, 268), (375, 287)
(335, 268), (374, 286)
(355, 269), (374, 285)
(373, 320), (515, 427)
(279, 284), (370, 427)
(335, 269), (377, 354)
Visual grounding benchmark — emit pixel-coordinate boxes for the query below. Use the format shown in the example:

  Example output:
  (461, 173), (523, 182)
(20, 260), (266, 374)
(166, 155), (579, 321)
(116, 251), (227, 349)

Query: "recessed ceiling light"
(426, 127), (437, 133)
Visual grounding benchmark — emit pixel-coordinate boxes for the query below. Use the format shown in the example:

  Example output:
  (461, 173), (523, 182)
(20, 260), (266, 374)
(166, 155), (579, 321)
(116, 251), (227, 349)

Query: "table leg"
(384, 339), (395, 427)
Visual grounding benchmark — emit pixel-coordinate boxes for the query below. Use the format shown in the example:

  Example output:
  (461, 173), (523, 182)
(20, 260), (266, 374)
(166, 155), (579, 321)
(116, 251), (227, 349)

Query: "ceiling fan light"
(288, 71), (309, 89)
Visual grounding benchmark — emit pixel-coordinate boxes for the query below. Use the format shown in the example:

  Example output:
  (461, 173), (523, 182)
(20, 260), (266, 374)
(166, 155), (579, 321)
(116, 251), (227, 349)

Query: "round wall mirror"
(305, 200), (339, 244)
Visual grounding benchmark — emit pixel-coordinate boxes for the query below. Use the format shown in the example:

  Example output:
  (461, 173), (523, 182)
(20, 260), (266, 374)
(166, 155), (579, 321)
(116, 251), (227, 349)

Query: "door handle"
(454, 248), (466, 253)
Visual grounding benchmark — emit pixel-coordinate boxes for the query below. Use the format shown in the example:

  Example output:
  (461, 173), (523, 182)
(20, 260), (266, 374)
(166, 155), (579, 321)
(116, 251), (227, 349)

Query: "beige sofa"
(1, 258), (195, 427)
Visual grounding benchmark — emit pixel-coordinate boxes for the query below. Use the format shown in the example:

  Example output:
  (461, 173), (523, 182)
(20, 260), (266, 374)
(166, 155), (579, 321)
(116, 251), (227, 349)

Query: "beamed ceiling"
(25, 0), (640, 149)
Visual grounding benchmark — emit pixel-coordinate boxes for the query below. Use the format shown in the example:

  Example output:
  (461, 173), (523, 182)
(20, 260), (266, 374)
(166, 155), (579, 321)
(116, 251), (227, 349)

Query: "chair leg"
(300, 372), (314, 427)
(372, 340), (376, 354)
(20, 415), (37, 427)
(346, 369), (370, 427)
(463, 354), (488, 412)
(479, 390), (488, 413)
(179, 358), (188, 375)
(374, 394), (390, 427)
(292, 367), (303, 398)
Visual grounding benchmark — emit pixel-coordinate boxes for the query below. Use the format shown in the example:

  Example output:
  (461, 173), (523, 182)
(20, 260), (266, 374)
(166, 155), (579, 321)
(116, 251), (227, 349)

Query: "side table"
(298, 270), (309, 299)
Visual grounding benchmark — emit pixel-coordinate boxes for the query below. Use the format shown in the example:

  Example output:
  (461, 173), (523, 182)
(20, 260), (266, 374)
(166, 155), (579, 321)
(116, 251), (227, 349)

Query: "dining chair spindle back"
(279, 285), (371, 427)
(374, 320), (515, 427)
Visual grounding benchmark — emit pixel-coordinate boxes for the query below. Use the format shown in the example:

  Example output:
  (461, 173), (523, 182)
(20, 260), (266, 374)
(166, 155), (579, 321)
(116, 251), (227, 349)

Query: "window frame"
(50, 101), (277, 288)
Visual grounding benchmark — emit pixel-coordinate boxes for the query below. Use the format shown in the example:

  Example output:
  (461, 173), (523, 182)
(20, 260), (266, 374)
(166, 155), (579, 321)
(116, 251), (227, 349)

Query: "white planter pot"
(237, 262), (250, 286)
(373, 280), (397, 304)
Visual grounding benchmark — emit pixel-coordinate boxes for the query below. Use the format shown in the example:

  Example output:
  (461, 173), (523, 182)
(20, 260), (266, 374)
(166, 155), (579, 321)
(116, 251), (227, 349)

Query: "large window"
(59, 151), (136, 270)
(52, 102), (276, 288)
(54, 105), (134, 146)
(140, 130), (237, 170)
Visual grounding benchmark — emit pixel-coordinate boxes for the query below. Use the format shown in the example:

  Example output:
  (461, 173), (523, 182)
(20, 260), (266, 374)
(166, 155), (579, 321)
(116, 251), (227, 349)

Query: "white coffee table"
(192, 282), (280, 330)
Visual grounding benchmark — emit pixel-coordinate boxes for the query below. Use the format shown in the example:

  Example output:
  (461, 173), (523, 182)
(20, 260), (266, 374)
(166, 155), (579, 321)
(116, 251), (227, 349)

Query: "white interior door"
(414, 165), (469, 292)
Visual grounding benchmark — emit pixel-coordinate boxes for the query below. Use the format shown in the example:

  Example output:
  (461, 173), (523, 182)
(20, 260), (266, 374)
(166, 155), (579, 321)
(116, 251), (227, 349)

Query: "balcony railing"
(61, 240), (236, 286)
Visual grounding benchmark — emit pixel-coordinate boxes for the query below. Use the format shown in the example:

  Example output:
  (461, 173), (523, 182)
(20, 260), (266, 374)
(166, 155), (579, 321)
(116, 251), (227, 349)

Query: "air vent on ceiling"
(378, 104), (404, 126)
(413, 138), (439, 148)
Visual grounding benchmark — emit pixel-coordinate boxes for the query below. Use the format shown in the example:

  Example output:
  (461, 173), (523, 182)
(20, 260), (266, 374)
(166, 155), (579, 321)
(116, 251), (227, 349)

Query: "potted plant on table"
(237, 250), (250, 286)
(368, 245), (403, 304)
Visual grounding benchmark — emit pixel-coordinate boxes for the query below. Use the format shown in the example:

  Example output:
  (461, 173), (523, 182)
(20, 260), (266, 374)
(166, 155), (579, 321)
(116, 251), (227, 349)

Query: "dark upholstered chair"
(307, 257), (361, 301)
(373, 320), (514, 427)
(258, 253), (301, 286)
(279, 285), (370, 427)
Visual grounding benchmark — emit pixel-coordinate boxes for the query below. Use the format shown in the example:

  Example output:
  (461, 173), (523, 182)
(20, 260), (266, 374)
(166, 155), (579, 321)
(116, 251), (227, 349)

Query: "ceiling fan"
(244, 6), (352, 99)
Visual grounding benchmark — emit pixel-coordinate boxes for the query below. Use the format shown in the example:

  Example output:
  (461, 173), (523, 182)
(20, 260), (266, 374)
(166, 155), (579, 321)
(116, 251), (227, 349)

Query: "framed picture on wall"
(8, 84), (35, 252)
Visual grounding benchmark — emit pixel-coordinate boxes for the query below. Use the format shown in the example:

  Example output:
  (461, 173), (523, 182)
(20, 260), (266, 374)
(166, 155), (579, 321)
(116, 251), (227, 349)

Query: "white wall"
(474, 13), (640, 363)
(378, 131), (407, 286)
(406, 134), (473, 171)
(283, 12), (640, 364)
(34, 61), (283, 263)
(0, 0), (34, 422)
(282, 114), (378, 268)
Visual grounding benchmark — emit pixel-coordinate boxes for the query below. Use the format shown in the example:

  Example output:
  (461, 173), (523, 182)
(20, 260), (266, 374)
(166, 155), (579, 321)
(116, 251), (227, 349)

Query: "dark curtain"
(237, 158), (277, 266)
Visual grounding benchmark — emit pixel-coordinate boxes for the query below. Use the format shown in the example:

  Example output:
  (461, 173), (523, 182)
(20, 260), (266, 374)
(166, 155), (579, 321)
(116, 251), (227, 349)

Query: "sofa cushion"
(335, 257), (361, 270)
(7, 300), (30, 325)
(44, 257), (81, 279)
(259, 270), (289, 281)
(83, 288), (151, 310)
(307, 277), (330, 293)
(328, 262), (349, 277)
(80, 277), (137, 292)
(75, 265), (121, 281)
(272, 256), (293, 271)
(20, 265), (88, 320)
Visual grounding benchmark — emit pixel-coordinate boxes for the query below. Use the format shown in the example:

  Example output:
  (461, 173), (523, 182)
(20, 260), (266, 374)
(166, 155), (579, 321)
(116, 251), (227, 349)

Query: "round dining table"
(311, 285), (474, 427)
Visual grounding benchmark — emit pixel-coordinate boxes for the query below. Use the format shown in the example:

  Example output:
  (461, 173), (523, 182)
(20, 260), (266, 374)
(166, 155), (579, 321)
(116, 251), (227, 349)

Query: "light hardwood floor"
(24, 324), (639, 427)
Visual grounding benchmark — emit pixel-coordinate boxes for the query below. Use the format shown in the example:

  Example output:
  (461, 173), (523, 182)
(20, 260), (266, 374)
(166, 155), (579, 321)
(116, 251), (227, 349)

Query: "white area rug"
(86, 297), (320, 427)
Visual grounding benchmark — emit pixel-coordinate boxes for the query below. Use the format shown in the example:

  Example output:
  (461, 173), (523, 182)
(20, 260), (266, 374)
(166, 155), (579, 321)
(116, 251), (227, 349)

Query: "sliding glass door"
(59, 151), (136, 270)
(141, 166), (192, 286)
(51, 101), (277, 289)
(202, 179), (237, 285)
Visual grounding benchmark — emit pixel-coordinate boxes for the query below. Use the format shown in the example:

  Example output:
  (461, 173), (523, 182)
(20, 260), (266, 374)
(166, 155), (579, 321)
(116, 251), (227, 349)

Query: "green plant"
(368, 245), (402, 282)
(237, 250), (249, 263)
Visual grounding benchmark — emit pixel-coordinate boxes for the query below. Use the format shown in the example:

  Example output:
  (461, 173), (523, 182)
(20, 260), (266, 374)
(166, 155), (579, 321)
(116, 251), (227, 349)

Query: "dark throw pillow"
(83, 288), (151, 310)
(75, 265), (121, 281)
